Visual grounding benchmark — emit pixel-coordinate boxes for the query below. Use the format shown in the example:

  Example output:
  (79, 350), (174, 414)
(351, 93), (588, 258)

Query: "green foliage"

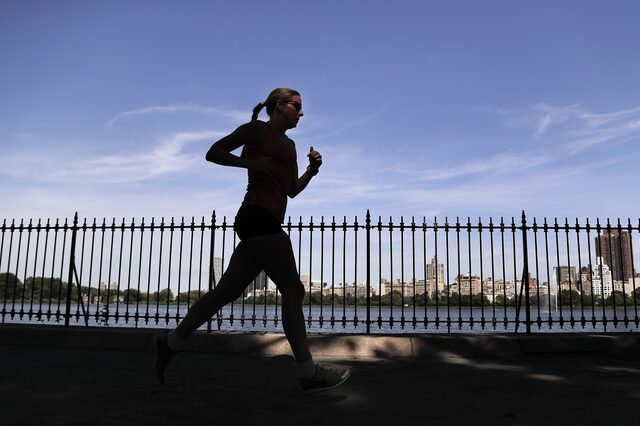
(494, 295), (516, 307)
(412, 293), (433, 306)
(0, 273), (23, 299)
(559, 289), (581, 307)
(153, 288), (174, 303)
(302, 291), (336, 305)
(605, 290), (633, 306)
(379, 291), (404, 306)
(177, 290), (205, 305)
(250, 293), (279, 305)
(122, 288), (143, 303)
(578, 293), (602, 307)
(446, 293), (491, 307)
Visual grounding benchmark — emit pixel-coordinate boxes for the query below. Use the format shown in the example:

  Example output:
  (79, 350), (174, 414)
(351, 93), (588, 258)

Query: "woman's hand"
(307, 146), (322, 172)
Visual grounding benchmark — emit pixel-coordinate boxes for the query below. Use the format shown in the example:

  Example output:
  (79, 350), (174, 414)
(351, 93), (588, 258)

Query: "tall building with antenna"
(595, 229), (634, 281)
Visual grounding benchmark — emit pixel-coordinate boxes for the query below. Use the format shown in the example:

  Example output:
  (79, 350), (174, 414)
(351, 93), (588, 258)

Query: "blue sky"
(2, 0), (640, 224)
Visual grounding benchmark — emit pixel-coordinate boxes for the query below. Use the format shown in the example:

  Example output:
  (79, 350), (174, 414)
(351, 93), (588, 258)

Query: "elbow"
(205, 147), (220, 164)
(288, 188), (300, 199)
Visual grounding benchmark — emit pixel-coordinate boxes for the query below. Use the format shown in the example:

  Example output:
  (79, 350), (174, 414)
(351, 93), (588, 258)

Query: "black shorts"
(234, 203), (284, 241)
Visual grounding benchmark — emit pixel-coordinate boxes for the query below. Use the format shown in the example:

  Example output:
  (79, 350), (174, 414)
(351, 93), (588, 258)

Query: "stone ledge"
(1, 324), (639, 358)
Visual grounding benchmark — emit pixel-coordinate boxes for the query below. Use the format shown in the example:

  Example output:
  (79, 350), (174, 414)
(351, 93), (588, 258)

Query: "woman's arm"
(205, 123), (275, 175)
(289, 146), (322, 198)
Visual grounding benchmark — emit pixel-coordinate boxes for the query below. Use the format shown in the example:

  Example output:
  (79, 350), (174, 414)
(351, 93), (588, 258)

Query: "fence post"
(207, 210), (216, 333)
(365, 210), (371, 334)
(64, 213), (79, 328)
(520, 210), (531, 335)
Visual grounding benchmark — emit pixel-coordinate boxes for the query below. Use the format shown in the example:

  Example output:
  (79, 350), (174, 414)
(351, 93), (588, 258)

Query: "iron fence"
(1, 211), (638, 334)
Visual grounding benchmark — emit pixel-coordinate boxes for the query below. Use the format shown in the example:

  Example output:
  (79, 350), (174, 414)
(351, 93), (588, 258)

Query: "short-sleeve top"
(241, 121), (298, 223)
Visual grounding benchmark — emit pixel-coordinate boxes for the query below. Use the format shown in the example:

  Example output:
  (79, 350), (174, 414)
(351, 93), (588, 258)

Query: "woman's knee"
(223, 283), (249, 304)
(207, 278), (246, 305)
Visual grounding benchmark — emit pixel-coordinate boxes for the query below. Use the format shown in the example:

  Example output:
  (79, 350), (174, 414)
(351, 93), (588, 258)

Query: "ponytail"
(251, 102), (266, 121)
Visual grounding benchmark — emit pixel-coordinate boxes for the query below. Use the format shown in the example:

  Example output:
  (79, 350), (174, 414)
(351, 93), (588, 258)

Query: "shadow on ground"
(1, 327), (639, 425)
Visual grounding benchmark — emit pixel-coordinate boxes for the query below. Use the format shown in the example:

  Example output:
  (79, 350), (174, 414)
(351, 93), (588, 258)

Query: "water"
(2, 302), (638, 334)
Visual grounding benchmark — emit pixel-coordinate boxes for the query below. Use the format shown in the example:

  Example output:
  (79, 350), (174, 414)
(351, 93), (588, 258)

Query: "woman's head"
(251, 87), (302, 121)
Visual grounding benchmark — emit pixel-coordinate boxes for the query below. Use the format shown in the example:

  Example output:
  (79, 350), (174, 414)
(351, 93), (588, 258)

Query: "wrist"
(306, 165), (319, 176)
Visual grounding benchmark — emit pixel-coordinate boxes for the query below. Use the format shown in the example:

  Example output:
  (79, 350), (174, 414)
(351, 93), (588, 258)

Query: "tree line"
(256, 289), (640, 308)
(2, 273), (639, 308)
(0, 272), (179, 304)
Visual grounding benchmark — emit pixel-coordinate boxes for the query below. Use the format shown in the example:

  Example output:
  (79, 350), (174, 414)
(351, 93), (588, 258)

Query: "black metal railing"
(1, 211), (638, 334)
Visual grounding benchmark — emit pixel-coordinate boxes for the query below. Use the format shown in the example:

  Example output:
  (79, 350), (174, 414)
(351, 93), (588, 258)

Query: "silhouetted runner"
(155, 88), (350, 392)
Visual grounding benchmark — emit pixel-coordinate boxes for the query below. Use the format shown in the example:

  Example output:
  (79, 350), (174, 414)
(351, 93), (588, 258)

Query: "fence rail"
(1, 211), (639, 334)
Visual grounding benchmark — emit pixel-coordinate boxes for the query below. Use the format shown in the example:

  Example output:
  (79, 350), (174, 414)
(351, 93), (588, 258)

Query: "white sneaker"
(299, 363), (350, 392)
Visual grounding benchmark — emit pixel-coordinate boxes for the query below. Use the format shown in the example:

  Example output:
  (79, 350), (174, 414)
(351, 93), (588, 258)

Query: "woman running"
(155, 87), (350, 392)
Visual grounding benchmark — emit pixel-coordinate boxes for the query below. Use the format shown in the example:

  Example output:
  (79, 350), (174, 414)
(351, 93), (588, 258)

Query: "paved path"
(1, 326), (639, 425)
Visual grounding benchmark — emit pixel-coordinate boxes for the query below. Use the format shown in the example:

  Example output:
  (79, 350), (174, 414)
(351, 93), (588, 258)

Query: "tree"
(253, 293), (278, 305)
(303, 291), (328, 306)
(559, 289), (581, 307)
(122, 288), (143, 303)
(154, 288), (174, 303)
(177, 290), (204, 305)
(377, 291), (403, 306)
(494, 294), (516, 307)
(0, 272), (24, 300)
(413, 292), (432, 306)
(23, 276), (68, 301)
(606, 291), (628, 307)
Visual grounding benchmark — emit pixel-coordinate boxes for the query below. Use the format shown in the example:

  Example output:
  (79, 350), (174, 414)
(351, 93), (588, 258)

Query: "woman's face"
(280, 95), (304, 129)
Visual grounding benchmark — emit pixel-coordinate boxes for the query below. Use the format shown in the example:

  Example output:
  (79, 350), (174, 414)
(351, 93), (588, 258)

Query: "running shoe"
(154, 334), (175, 385)
(299, 363), (351, 392)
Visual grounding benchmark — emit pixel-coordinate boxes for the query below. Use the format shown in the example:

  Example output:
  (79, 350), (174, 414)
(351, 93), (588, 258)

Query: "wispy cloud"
(401, 152), (554, 182)
(497, 103), (582, 135)
(51, 130), (224, 183)
(317, 158), (625, 219)
(499, 103), (640, 154)
(106, 103), (248, 126)
(564, 109), (640, 154)
(1, 130), (224, 184)
(302, 108), (387, 141)
(531, 103), (583, 135)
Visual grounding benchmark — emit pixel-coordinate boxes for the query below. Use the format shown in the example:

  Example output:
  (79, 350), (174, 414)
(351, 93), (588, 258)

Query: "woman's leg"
(247, 232), (351, 392)
(173, 241), (261, 340)
(156, 241), (260, 384)
(245, 232), (312, 363)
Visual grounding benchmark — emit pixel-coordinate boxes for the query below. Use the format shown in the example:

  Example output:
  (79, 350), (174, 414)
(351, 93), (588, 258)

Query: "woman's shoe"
(299, 363), (350, 392)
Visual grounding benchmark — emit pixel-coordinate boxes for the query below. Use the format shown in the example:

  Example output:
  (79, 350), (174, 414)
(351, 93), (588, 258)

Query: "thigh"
(215, 241), (263, 294)
(245, 232), (303, 296)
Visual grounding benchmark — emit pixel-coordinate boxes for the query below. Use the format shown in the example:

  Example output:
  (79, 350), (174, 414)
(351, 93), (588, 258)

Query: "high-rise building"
(553, 266), (577, 284)
(244, 271), (268, 297)
(425, 256), (445, 295)
(595, 230), (634, 281)
(254, 270), (268, 291)
(592, 260), (613, 298)
(426, 256), (445, 282)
